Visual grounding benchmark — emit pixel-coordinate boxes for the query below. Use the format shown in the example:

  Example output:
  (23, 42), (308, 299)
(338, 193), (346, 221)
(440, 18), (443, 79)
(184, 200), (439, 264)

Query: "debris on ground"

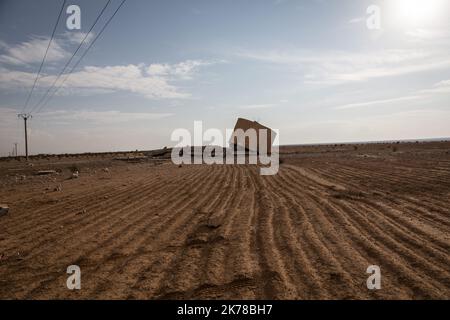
(36, 170), (57, 175)
(76, 209), (87, 215)
(103, 168), (110, 173)
(206, 213), (222, 229)
(206, 219), (221, 229)
(54, 184), (62, 192)
(71, 171), (79, 179)
(114, 155), (147, 162)
(15, 175), (26, 182)
(0, 205), (9, 217)
(16, 252), (23, 261)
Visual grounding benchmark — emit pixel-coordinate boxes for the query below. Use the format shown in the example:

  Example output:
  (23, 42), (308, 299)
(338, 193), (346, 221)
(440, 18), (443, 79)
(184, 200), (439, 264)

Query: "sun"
(389, 0), (445, 27)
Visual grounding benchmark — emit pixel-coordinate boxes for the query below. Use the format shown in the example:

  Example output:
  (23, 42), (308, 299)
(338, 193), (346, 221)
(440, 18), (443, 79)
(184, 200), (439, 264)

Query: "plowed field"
(0, 141), (449, 299)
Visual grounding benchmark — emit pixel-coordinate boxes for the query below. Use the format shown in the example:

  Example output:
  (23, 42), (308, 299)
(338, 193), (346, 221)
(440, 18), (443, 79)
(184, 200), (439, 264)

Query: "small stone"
(0, 205), (9, 217)
(16, 252), (23, 261)
(206, 215), (222, 229)
(36, 170), (57, 175)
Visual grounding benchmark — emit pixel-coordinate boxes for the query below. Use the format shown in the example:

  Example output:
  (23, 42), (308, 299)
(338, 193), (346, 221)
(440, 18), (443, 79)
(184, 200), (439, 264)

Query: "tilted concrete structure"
(230, 118), (276, 154)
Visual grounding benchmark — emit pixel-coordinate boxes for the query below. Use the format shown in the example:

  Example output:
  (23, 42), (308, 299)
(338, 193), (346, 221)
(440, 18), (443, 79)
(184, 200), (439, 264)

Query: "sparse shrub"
(392, 146), (398, 152)
(353, 145), (358, 151)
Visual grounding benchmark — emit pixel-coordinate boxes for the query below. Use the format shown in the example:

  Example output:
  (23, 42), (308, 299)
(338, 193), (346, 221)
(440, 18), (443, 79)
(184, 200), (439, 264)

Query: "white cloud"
(237, 48), (450, 84)
(420, 79), (450, 94)
(147, 60), (214, 80)
(63, 31), (95, 45)
(0, 32), (97, 67)
(334, 95), (425, 110)
(0, 60), (217, 99)
(62, 64), (189, 99)
(405, 28), (450, 41)
(0, 36), (68, 66)
(333, 79), (450, 111)
(147, 63), (171, 76)
(0, 67), (40, 90)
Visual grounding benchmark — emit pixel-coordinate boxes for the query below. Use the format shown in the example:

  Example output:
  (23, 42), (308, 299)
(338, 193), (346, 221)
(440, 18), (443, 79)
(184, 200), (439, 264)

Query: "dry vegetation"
(0, 141), (449, 299)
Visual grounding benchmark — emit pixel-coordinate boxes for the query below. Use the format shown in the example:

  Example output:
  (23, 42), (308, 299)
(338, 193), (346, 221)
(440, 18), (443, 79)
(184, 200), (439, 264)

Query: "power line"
(21, 0), (67, 114)
(28, 0), (112, 115)
(35, 0), (127, 114)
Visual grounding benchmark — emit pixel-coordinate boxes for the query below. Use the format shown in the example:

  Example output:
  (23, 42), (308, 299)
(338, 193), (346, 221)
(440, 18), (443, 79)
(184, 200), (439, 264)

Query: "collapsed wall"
(230, 118), (276, 154)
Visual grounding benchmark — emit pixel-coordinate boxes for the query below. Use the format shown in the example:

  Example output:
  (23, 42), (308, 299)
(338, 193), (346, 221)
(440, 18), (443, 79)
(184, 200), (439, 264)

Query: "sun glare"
(389, 0), (445, 27)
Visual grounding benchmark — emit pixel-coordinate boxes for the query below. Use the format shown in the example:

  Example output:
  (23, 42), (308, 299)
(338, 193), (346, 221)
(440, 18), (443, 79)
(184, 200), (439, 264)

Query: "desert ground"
(0, 141), (449, 299)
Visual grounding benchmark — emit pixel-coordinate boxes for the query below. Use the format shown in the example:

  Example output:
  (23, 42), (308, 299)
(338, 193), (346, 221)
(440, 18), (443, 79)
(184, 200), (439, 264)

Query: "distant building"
(230, 118), (276, 154)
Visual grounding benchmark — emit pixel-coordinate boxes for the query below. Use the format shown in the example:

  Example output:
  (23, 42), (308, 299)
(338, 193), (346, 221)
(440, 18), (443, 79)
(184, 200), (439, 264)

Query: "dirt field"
(0, 141), (449, 299)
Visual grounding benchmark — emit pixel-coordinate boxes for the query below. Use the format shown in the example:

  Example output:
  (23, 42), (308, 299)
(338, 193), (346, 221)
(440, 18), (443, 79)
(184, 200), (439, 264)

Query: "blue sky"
(1, 0), (450, 155)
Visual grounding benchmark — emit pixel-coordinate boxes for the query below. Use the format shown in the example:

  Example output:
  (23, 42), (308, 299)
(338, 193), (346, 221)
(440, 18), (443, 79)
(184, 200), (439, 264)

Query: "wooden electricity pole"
(18, 114), (32, 160)
(14, 143), (18, 157)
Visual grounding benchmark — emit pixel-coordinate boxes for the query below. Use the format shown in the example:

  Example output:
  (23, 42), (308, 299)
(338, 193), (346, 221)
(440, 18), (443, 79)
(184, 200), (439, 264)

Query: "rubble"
(76, 209), (87, 215)
(114, 155), (147, 162)
(15, 175), (26, 182)
(36, 170), (57, 175)
(0, 205), (9, 217)
(71, 171), (79, 179)
(206, 214), (222, 229)
(16, 252), (23, 261)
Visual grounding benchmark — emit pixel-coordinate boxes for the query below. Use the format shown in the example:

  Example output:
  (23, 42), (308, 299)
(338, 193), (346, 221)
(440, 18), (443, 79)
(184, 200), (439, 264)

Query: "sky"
(1, 0), (450, 156)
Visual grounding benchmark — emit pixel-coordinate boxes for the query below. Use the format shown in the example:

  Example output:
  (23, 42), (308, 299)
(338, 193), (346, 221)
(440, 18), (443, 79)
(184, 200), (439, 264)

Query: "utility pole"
(18, 114), (32, 161)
